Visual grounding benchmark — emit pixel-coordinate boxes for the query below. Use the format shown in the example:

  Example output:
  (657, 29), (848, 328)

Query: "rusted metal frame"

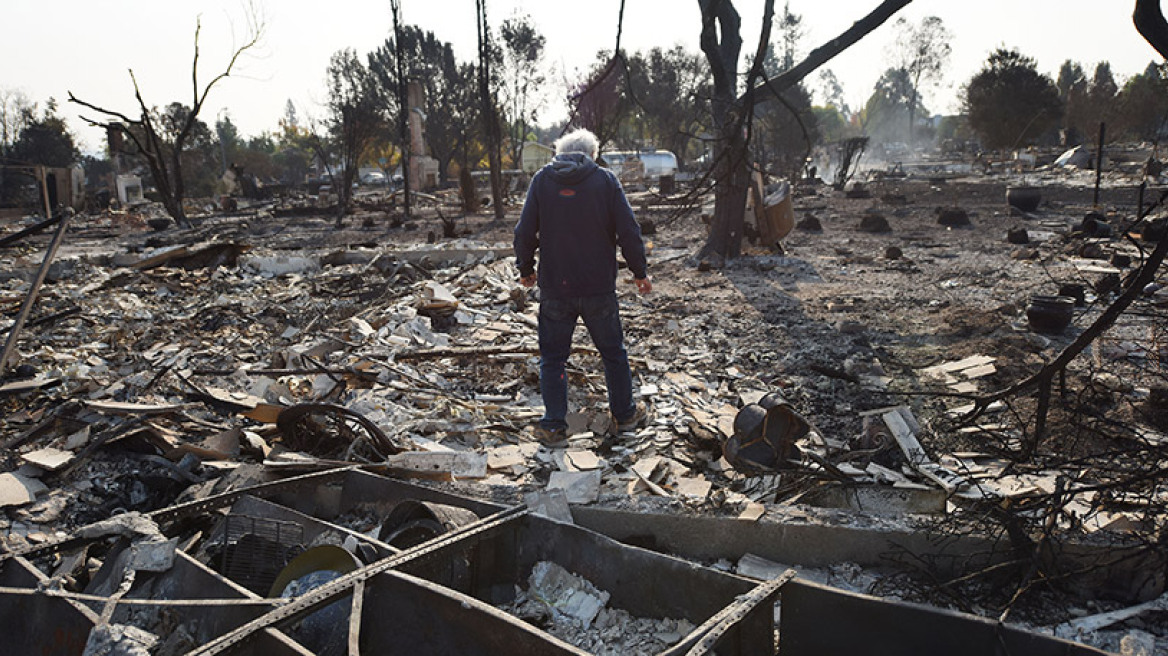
(0, 585), (288, 607)
(0, 196), (69, 372)
(100, 568), (136, 623)
(347, 579), (365, 656)
(186, 505), (528, 656)
(673, 569), (796, 656)
(0, 466), (358, 567)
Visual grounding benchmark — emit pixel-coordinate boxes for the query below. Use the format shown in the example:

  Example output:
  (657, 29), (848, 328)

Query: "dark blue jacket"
(514, 153), (648, 299)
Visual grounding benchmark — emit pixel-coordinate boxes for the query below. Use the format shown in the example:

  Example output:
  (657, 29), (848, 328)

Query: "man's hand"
(634, 277), (652, 294)
(520, 274), (537, 288)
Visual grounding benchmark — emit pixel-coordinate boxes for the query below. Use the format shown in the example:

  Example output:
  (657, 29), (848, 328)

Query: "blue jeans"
(537, 293), (635, 430)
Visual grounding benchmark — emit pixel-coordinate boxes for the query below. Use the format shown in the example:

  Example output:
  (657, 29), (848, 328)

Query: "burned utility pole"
(390, 0), (411, 220)
(476, 0), (506, 221)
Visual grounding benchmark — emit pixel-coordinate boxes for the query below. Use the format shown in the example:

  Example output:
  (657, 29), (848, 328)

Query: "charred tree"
(697, 0), (751, 264)
(69, 9), (262, 228)
(698, 0), (913, 262)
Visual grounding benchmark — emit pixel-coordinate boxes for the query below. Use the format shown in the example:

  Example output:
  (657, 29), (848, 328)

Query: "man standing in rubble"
(514, 128), (651, 445)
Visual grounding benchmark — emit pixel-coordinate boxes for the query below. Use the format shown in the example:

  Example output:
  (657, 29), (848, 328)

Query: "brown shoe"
(533, 425), (568, 448)
(615, 405), (649, 433)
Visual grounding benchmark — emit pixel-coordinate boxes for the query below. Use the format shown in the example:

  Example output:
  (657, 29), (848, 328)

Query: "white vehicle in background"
(600, 150), (679, 181)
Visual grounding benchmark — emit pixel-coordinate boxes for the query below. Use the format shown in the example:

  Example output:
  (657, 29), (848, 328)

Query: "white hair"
(554, 129), (599, 159)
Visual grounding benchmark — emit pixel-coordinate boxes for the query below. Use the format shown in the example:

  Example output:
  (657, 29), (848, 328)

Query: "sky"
(3, 1), (1164, 153)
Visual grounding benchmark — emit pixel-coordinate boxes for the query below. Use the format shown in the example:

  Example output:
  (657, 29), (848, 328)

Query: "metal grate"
(218, 514), (304, 595)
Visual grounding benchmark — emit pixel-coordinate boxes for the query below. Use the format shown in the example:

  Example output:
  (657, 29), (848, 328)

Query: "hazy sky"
(3, 1), (1163, 152)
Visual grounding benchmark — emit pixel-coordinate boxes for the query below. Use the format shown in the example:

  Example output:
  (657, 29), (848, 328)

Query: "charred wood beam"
(808, 363), (861, 384)
(192, 367), (378, 380)
(25, 305), (82, 329)
(0, 214), (61, 248)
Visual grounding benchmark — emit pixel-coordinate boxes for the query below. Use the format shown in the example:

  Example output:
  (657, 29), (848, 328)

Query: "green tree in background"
(624, 46), (711, 162)
(321, 48), (388, 222)
(1116, 61), (1168, 141)
(887, 16), (951, 143)
(370, 25), (476, 186)
(1056, 60), (1089, 144)
(10, 98), (78, 167)
(963, 48), (1062, 150)
(860, 67), (923, 144)
(499, 12), (546, 167)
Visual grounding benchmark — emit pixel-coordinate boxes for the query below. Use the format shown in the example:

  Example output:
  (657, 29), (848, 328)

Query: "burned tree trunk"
(697, 0), (750, 263)
(698, 0), (913, 262)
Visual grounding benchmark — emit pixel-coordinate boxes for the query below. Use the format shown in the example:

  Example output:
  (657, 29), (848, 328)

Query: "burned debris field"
(1, 156), (1167, 655)
(4, 0), (1168, 654)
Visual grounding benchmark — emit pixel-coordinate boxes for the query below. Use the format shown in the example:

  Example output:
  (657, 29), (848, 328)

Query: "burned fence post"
(1, 168), (70, 373)
(1093, 122), (1106, 207)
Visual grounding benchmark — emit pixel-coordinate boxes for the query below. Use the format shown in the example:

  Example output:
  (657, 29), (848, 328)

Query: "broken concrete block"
(675, 477), (712, 499)
(385, 452), (488, 480)
(128, 536), (178, 572)
(527, 561), (610, 628)
(487, 445), (526, 471)
(523, 490), (574, 523)
(547, 470), (602, 504)
(421, 280), (459, 308)
(738, 502), (766, 521)
(563, 449), (603, 472)
(21, 447), (74, 471)
(631, 456), (663, 481)
(737, 553), (792, 580)
(0, 472), (47, 508)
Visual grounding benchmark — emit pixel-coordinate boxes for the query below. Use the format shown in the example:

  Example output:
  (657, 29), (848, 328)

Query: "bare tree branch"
(67, 7), (263, 227)
(740, 0), (913, 106)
